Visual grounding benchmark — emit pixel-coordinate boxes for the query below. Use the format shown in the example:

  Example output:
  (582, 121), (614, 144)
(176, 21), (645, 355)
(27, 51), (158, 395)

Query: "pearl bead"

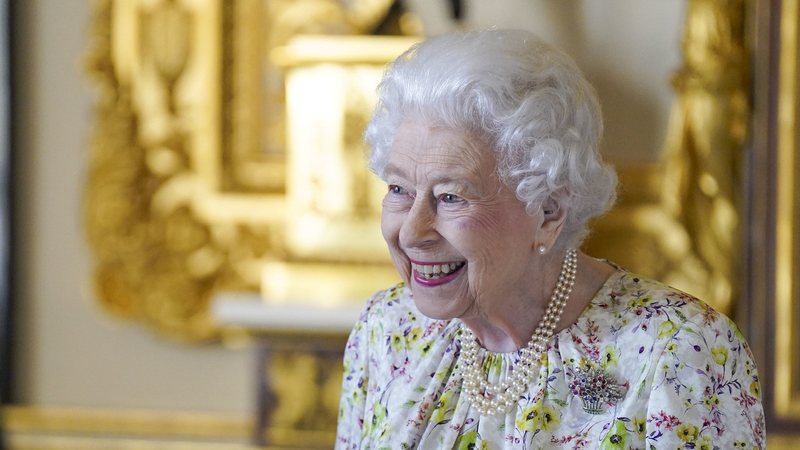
(457, 249), (578, 415)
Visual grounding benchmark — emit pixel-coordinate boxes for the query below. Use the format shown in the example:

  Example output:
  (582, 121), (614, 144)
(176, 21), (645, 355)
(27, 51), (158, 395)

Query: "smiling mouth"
(410, 261), (466, 281)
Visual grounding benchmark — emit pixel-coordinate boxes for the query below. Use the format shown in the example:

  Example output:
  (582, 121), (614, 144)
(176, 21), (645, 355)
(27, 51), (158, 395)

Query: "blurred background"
(1, 0), (798, 448)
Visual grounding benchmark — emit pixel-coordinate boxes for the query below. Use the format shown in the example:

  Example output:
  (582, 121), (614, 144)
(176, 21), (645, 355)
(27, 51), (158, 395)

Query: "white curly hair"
(365, 29), (617, 249)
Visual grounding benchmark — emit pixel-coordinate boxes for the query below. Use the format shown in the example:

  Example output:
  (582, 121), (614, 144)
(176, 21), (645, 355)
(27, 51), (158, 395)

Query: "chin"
(411, 294), (462, 321)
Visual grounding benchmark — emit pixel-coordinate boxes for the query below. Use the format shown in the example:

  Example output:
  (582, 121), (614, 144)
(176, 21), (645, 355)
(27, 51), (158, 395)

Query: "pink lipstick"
(410, 260), (466, 287)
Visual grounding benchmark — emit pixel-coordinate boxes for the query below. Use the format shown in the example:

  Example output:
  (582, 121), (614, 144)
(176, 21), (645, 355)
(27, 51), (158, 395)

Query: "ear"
(535, 196), (568, 251)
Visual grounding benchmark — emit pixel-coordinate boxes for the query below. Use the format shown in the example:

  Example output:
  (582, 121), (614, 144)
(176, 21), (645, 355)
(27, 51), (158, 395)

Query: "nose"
(399, 195), (438, 249)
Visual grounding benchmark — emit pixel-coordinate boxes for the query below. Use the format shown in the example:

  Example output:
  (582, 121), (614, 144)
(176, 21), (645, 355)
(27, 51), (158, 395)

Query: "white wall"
(406, 0), (686, 163)
(12, 0), (684, 414)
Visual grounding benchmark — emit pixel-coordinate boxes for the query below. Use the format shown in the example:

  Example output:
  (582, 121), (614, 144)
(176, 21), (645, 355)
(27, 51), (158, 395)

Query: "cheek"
(380, 194), (412, 243)
(452, 204), (535, 248)
(381, 210), (409, 273)
(442, 217), (496, 271)
(446, 210), (503, 248)
(380, 209), (401, 244)
(447, 212), (530, 277)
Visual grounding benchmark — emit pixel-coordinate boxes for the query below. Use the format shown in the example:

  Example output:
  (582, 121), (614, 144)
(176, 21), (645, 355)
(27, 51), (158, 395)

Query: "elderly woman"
(336, 30), (765, 449)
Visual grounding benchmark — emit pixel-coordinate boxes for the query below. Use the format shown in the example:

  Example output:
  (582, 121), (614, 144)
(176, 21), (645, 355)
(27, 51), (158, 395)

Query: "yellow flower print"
(745, 359), (754, 376)
(675, 423), (699, 443)
(733, 441), (748, 449)
(703, 394), (720, 410)
(406, 326), (422, 349)
(600, 421), (629, 450)
(601, 346), (620, 368)
(372, 402), (387, 424)
(696, 436), (713, 450)
(632, 416), (646, 438)
(368, 402), (388, 436)
(665, 341), (678, 353)
(750, 380), (761, 398)
(538, 351), (548, 365)
(711, 346), (729, 366)
(421, 341), (433, 356)
(454, 431), (479, 450)
(479, 354), (505, 380)
(431, 390), (454, 424)
(658, 320), (678, 338)
(540, 405), (560, 431)
(390, 332), (405, 353)
(516, 403), (541, 433)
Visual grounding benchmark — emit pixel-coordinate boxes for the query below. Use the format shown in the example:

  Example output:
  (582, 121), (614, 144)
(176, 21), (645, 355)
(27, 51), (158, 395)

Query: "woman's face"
(380, 121), (543, 321)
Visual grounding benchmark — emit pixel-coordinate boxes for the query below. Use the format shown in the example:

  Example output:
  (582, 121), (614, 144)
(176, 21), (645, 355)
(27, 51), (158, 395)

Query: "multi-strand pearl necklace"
(458, 248), (578, 415)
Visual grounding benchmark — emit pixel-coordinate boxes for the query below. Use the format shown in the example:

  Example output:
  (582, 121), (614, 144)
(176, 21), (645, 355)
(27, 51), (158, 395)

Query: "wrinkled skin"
(379, 120), (567, 351)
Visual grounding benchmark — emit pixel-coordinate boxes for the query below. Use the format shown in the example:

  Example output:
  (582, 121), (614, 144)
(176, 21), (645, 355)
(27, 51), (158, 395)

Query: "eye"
(388, 184), (406, 195)
(440, 193), (463, 204)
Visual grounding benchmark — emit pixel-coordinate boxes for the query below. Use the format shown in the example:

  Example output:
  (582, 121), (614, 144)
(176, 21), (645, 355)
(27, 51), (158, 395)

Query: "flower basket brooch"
(569, 365), (626, 414)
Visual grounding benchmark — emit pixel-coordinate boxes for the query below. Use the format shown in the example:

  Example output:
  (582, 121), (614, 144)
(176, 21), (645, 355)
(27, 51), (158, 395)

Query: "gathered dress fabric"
(335, 270), (765, 449)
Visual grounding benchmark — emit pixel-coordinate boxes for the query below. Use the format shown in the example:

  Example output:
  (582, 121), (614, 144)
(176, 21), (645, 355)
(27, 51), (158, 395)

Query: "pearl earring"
(537, 244), (547, 255)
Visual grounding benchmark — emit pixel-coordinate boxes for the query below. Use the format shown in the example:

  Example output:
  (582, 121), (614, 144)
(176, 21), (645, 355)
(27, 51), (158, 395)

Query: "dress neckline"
(450, 268), (627, 357)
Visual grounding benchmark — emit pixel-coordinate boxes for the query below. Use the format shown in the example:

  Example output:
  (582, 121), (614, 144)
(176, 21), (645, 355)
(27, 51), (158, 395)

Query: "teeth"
(411, 262), (465, 279)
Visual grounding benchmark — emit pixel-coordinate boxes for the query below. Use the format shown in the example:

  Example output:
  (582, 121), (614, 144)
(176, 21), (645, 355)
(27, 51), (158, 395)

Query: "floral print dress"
(335, 270), (765, 449)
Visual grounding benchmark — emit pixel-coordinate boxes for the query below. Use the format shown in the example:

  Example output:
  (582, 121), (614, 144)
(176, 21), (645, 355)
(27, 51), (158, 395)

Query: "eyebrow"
(381, 163), (407, 180)
(382, 164), (485, 198)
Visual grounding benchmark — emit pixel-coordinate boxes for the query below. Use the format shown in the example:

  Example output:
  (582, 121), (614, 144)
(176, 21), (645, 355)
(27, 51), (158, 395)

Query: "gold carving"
(657, 0), (747, 314)
(86, 0), (233, 340)
(587, 0), (748, 316)
(85, 0), (413, 340)
(266, 350), (342, 439)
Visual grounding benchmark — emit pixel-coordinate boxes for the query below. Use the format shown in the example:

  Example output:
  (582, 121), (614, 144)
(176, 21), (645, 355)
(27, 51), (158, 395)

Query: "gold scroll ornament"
(84, 0), (410, 340)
